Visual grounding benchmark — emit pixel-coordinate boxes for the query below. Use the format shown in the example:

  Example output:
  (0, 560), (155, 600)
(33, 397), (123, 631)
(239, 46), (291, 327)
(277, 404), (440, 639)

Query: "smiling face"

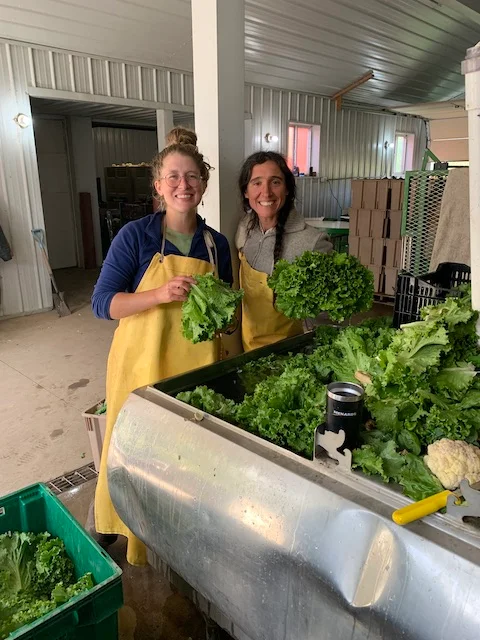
(154, 152), (205, 216)
(244, 160), (288, 224)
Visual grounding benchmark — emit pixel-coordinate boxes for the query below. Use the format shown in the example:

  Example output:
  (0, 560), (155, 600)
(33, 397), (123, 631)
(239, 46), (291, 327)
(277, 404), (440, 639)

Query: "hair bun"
(165, 127), (197, 148)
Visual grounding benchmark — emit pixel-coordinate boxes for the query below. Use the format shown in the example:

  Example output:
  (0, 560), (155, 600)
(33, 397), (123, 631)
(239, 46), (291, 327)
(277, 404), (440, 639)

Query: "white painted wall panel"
(0, 42), (51, 317)
(429, 116), (469, 162)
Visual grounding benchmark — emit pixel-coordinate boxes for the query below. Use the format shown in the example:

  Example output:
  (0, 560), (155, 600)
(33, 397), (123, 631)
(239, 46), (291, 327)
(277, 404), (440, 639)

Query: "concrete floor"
(60, 479), (222, 640)
(0, 267), (115, 495)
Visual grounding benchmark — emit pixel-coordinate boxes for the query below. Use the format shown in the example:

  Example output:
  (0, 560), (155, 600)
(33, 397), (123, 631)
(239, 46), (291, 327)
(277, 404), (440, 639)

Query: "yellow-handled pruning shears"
(392, 490), (453, 525)
(392, 480), (480, 525)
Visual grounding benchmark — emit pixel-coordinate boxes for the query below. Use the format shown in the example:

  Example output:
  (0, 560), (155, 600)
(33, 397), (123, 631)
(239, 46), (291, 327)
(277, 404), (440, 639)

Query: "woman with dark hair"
(236, 151), (332, 351)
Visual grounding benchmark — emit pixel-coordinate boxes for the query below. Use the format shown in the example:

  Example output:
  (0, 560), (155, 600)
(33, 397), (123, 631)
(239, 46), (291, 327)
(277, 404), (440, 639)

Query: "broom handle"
(31, 229), (61, 295)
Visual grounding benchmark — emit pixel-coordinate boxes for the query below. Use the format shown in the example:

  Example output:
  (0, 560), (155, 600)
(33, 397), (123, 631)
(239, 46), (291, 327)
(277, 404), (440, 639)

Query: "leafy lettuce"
(0, 532), (93, 639)
(182, 273), (243, 344)
(177, 290), (480, 502)
(365, 291), (480, 446)
(352, 436), (443, 501)
(267, 251), (374, 322)
(176, 386), (239, 423)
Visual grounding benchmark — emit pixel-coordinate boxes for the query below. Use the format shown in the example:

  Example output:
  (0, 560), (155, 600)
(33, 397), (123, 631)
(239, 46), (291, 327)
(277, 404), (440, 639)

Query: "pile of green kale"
(177, 289), (480, 501)
(0, 532), (93, 638)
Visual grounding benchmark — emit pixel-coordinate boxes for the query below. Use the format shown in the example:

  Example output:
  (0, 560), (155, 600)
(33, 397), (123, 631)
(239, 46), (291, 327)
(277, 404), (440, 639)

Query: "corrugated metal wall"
(0, 38), (192, 317)
(93, 127), (158, 201)
(0, 37), (427, 317)
(245, 85), (427, 219)
(0, 41), (52, 317)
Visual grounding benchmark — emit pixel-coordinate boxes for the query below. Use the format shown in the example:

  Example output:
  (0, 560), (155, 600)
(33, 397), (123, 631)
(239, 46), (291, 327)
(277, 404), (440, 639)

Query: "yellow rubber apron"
(239, 252), (303, 352)
(95, 229), (219, 566)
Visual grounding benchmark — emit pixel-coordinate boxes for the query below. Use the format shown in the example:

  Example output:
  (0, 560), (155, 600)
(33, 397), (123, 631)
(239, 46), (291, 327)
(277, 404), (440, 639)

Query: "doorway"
(34, 116), (78, 269)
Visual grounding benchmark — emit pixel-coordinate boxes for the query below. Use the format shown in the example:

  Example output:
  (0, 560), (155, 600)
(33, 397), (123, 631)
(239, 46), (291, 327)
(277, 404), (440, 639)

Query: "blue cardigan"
(92, 212), (233, 320)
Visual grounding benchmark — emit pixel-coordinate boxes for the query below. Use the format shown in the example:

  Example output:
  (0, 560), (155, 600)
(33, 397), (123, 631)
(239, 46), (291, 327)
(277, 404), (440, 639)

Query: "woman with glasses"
(91, 129), (232, 565)
(236, 151), (332, 351)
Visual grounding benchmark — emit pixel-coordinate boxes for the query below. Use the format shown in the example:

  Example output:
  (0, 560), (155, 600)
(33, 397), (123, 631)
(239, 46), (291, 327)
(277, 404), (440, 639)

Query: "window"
(287, 124), (320, 176)
(393, 133), (415, 175)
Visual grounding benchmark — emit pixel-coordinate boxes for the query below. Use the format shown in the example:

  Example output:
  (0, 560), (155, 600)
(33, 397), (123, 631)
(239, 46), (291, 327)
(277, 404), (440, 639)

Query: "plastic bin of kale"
(0, 483), (123, 640)
(393, 262), (471, 328)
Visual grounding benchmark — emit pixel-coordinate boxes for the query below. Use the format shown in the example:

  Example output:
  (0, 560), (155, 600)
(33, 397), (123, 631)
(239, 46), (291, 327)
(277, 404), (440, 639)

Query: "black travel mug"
(326, 382), (364, 450)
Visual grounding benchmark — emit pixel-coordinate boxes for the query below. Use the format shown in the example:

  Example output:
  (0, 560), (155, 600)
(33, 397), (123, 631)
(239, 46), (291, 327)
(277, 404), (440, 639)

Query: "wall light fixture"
(264, 133), (279, 143)
(14, 114), (32, 128)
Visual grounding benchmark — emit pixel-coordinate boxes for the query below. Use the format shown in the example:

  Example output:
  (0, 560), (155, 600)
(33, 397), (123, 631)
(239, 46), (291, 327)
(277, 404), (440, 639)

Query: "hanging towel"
(0, 224), (12, 261)
(430, 168), (470, 271)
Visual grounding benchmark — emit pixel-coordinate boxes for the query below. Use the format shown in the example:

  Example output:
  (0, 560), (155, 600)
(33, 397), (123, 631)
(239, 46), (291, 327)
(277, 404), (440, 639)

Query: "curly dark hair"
(238, 151), (296, 263)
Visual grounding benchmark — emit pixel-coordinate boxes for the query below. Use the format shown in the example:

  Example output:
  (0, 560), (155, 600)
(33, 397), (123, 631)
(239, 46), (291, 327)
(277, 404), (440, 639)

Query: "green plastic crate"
(0, 483), (123, 640)
(332, 233), (349, 254)
(325, 228), (349, 254)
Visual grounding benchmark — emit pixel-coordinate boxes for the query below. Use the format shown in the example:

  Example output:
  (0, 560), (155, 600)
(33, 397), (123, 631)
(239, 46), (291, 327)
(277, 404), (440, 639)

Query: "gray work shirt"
(235, 208), (332, 275)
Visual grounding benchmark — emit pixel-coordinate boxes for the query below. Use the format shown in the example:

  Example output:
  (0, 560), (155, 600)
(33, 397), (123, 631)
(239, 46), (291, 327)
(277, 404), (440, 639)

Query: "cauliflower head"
(424, 439), (480, 490)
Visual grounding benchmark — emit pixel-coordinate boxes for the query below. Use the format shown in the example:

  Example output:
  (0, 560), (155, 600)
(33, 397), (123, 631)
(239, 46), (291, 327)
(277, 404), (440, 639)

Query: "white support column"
(191, 0), (245, 242)
(156, 109), (174, 150)
(462, 43), (480, 320)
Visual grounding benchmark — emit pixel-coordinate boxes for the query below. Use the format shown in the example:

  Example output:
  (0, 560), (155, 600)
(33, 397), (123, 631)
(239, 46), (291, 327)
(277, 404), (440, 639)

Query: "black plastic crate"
(393, 262), (470, 328)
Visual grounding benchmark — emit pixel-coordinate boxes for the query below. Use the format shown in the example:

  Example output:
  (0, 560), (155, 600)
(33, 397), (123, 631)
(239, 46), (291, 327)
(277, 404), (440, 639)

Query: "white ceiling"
(395, 99), (467, 120)
(1, 0), (480, 107)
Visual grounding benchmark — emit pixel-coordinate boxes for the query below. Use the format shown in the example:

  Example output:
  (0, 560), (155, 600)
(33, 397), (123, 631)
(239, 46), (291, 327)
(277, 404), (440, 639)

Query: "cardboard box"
(375, 179), (404, 210)
(385, 239), (397, 268)
(351, 180), (363, 209)
(385, 239), (403, 268)
(370, 210), (387, 238)
(359, 237), (373, 265)
(390, 180), (404, 210)
(388, 210), (402, 240)
(348, 208), (359, 236)
(348, 235), (360, 258)
(357, 209), (372, 237)
(82, 401), (107, 472)
(372, 238), (385, 266)
(395, 239), (403, 268)
(384, 267), (398, 296)
(375, 180), (390, 210)
(368, 265), (383, 294)
(362, 180), (377, 209)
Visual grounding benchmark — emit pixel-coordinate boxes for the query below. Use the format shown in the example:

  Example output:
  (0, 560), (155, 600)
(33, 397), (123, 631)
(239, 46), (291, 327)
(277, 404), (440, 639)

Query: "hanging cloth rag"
(430, 168), (470, 271)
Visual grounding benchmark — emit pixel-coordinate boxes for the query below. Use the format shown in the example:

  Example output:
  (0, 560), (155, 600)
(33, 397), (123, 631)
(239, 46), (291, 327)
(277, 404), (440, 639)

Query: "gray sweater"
(235, 208), (332, 275)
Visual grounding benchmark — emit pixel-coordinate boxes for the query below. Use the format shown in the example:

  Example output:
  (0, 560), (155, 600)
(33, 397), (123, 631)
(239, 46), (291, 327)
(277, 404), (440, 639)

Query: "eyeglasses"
(160, 172), (203, 188)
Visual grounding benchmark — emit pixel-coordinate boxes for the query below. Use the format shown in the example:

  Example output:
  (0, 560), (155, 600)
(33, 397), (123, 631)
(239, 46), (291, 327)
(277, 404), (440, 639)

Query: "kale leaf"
(176, 386), (239, 423)
(0, 532), (93, 639)
(267, 251), (374, 322)
(182, 273), (243, 344)
(352, 439), (443, 500)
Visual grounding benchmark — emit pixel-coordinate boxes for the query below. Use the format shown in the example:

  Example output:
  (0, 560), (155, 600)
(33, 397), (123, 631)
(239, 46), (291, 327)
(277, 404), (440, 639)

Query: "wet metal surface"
(109, 388), (480, 640)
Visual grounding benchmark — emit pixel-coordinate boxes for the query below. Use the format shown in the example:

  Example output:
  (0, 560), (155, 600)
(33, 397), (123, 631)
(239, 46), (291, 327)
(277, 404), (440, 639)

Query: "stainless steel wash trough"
(107, 334), (480, 640)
